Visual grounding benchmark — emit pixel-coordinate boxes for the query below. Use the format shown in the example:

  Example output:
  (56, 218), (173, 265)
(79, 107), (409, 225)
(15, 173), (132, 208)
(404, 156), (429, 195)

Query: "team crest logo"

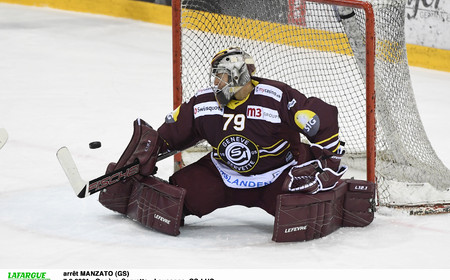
(218, 135), (259, 173)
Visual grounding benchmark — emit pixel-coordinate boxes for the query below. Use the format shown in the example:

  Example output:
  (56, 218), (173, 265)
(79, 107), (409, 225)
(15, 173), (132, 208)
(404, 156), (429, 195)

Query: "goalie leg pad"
(342, 179), (376, 227)
(273, 182), (347, 242)
(273, 179), (376, 242)
(126, 176), (186, 236)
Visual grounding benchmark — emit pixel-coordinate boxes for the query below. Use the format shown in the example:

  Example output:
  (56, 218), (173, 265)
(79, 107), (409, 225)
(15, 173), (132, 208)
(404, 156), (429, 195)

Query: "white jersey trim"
(211, 154), (297, 189)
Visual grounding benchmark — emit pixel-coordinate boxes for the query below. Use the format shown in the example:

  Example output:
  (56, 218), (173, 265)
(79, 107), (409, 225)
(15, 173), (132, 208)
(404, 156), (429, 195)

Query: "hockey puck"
(89, 141), (102, 149)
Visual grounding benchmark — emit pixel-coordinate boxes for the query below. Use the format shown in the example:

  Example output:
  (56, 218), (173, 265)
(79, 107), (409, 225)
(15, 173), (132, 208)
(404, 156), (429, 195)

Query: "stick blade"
(56, 147), (89, 198)
(0, 128), (8, 149)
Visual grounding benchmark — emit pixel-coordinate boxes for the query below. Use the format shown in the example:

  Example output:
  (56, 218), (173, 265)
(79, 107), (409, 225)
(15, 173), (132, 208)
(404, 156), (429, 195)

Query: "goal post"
(171, 0), (450, 209)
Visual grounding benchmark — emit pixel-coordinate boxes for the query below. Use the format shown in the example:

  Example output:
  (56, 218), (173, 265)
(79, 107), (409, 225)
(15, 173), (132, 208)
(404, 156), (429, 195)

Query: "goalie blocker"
(273, 178), (376, 242)
(98, 118), (185, 236)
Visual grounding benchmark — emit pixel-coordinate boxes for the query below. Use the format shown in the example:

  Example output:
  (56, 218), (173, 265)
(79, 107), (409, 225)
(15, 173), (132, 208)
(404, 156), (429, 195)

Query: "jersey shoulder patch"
(254, 83), (283, 102)
(193, 101), (224, 118)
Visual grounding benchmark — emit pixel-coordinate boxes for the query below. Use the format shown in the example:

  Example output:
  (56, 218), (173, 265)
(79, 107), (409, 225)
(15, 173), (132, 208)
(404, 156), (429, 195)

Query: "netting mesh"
(175, 0), (450, 206)
(369, 0), (450, 205)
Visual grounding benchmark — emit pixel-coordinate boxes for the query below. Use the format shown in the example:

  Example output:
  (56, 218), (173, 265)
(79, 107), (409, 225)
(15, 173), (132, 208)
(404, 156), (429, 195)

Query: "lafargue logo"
(218, 135), (259, 172)
(8, 272), (50, 280)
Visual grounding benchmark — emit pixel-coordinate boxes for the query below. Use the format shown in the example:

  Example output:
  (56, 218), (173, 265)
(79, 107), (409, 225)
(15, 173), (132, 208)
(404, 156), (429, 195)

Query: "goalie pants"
(170, 154), (289, 218)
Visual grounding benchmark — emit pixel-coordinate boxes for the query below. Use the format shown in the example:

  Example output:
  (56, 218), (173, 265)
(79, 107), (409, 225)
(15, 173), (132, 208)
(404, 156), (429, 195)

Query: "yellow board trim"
(0, 0), (172, 25)
(183, 9), (449, 72)
(183, 9), (353, 56)
(406, 44), (450, 72)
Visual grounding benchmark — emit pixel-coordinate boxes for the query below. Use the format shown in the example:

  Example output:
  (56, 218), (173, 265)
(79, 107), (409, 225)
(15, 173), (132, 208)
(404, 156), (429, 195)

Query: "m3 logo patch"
(246, 105), (281, 124)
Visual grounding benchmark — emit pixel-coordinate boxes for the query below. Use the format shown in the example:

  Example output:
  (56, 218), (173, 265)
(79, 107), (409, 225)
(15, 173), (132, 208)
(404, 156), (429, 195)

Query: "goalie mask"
(210, 47), (256, 108)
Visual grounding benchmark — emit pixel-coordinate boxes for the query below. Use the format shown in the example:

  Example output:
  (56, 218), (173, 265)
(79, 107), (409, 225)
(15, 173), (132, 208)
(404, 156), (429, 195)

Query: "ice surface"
(0, 3), (449, 275)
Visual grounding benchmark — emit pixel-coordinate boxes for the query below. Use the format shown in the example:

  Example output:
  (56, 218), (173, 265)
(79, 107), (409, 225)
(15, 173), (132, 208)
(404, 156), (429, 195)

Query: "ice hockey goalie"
(98, 46), (376, 241)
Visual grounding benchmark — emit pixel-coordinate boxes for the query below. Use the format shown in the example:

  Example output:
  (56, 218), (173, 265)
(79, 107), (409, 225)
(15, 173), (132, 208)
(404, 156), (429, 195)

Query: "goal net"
(172, 0), (450, 208)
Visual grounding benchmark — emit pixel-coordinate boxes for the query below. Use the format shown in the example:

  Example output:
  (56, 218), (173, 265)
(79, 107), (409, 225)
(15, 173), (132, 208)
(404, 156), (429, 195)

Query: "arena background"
(1, 1), (450, 272)
(1, 0), (449, 72)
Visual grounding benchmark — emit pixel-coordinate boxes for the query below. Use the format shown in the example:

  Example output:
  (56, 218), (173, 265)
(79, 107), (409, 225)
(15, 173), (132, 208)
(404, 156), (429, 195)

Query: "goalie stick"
(0, 128), (8, 150)
(56, 146), (178, 198)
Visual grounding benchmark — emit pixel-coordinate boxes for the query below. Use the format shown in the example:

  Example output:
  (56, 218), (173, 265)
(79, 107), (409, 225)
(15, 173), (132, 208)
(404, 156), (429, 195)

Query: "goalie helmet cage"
(171, 0), (450, 208)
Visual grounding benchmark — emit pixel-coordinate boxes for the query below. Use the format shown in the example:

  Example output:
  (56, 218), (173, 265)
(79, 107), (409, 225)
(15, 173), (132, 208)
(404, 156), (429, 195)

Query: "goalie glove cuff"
(310, 143), (345, 172)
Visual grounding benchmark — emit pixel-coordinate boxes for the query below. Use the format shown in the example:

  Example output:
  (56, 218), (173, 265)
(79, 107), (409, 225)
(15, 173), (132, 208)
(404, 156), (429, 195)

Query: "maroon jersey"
(158, 77), (340, 188)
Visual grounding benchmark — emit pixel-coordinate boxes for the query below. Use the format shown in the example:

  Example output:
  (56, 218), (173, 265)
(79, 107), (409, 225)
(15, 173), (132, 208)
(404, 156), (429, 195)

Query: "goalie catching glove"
(283, 143), (348, 194)
(114, 118), (162, 176)
(99, 118), (163, 214)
